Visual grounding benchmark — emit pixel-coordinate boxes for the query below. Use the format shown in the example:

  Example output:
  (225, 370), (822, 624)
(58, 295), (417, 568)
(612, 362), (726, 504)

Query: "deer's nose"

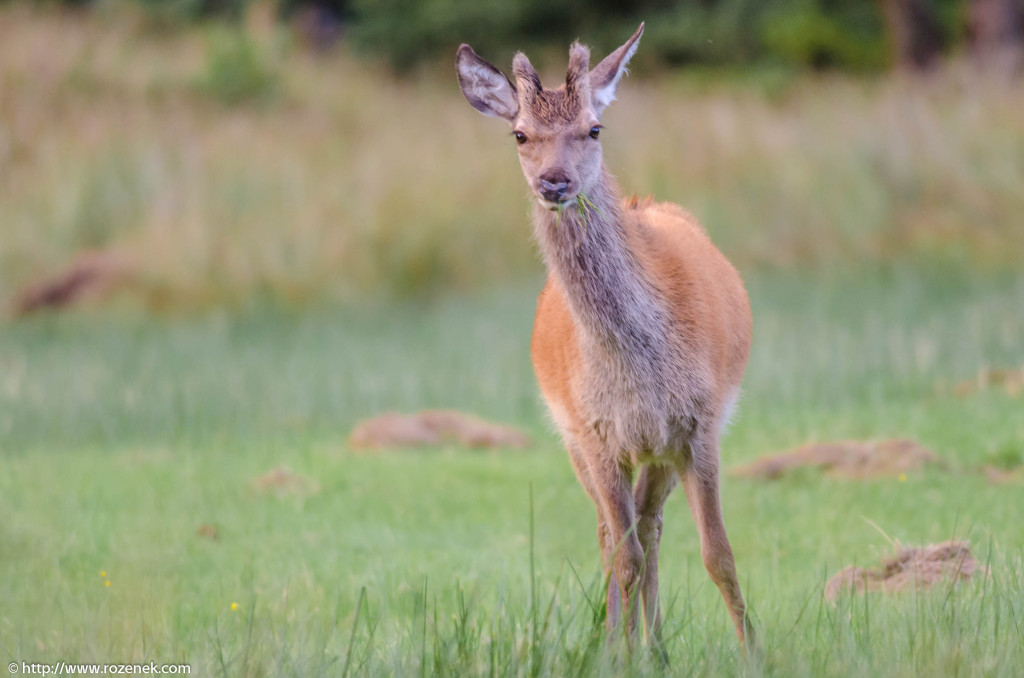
(539, 175), (571, 202)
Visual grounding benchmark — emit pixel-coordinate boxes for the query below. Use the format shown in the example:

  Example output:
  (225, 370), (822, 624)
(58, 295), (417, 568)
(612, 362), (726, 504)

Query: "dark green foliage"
(344, 0), (967, 72)
(760, 1), (888, 70)
(134, 0), (250, 20)
(50, 0), (974, 72)
(641, 0), (764, 66)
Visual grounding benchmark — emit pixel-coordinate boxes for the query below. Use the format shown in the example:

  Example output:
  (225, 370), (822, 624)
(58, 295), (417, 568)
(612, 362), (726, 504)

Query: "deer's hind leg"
(676, 431), (755, 648)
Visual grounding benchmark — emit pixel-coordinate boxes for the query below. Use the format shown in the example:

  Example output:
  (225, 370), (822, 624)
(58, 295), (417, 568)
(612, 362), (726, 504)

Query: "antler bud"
(512, 53), (541, 100)
(565, 41), (591, 106)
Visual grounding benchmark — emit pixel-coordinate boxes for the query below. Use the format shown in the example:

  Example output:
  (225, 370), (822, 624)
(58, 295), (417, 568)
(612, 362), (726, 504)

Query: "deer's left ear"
(456, 44), (519, 122)
(589, 22), (644, 116)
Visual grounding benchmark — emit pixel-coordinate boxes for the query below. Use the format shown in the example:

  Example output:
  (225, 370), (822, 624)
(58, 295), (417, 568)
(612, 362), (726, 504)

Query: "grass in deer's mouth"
(572, 191), (601, 244)
(576, 191), (600, 219)
(546, 191), (598, 241)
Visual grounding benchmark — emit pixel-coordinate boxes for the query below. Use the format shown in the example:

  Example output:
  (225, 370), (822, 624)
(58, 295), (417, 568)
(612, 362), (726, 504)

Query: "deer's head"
(456, 24), (643, 211)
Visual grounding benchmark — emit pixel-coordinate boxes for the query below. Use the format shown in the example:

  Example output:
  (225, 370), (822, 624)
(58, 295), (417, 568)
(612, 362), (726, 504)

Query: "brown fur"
(456, 24), (755, 649)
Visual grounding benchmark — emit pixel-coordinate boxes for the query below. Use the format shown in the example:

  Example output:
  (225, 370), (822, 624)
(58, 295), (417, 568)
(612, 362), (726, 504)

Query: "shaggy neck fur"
(532, 168), (670, 380)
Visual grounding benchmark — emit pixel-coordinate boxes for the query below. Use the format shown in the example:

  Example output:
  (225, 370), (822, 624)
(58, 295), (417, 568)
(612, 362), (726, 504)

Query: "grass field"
(2, 271), (1023, 676)
(2, 4), (1024, 676)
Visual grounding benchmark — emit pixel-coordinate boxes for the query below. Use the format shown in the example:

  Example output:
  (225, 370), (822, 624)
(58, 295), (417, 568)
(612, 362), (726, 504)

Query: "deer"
(455, 23), (755, 649)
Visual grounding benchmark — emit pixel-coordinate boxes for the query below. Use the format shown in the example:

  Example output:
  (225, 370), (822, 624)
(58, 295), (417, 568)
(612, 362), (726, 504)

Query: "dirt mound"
(947, 366), (1024, 398)
(196, 523), (220, 540)
(825, 540), (984, 600)
(249, 466), (319, 497)
(11, 250), (133, 316)
(731, 438), (944, 480)
(348, 410), (531, 450)
(983, 465), (1024, 484)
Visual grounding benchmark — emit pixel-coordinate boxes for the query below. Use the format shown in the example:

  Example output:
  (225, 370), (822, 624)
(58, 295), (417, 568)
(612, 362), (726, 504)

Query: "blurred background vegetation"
(2, 5), (1023, 672)
(1, 0), (1022, 313)
(22, 0), (1008, 71)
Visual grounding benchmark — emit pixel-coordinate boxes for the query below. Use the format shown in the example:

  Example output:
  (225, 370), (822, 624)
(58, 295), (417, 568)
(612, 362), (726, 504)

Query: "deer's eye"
(589, 126), (601, 140)
(514, 131), (527, 145)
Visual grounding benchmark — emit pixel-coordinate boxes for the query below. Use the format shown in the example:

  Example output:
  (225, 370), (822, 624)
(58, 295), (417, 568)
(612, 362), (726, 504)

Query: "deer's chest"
(576, 343), (707, 458)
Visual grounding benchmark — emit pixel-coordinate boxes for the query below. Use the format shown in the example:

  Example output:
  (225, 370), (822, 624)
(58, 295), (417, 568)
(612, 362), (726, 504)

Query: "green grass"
(2, 270), (1023, 675)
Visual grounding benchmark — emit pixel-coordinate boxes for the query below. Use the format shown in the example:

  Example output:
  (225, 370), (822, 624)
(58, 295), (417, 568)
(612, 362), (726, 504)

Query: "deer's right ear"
(456, 45), (519, 122)
(589, 22), (643, 116)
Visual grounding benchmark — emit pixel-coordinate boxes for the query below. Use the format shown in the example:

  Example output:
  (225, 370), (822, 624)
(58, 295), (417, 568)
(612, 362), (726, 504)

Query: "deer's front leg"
(633, 464), (677, 646)
(565, 439), (621, 631)
(597, 513), (621, 631)
(583, 446), (642, 639)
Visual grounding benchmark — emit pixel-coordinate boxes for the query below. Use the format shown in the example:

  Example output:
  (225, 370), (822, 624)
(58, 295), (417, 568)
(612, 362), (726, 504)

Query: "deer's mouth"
(537, 196), (578, 211)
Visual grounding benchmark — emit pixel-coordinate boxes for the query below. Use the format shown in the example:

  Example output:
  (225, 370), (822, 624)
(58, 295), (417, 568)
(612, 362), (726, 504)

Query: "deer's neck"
(533, 170), (669, 368)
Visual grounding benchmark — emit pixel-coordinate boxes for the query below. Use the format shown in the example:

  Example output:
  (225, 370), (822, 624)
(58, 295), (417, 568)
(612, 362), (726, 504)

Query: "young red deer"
(456, 24), (755, 647)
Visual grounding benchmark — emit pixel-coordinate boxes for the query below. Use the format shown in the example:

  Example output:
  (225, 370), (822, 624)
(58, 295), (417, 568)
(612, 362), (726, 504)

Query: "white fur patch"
(718, 387), (742, 437)
(592, 39), (639, 113)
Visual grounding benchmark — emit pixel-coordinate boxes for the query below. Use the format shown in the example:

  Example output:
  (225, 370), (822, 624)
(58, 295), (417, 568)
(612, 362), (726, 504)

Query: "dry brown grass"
(2, 5), (1023, 311)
